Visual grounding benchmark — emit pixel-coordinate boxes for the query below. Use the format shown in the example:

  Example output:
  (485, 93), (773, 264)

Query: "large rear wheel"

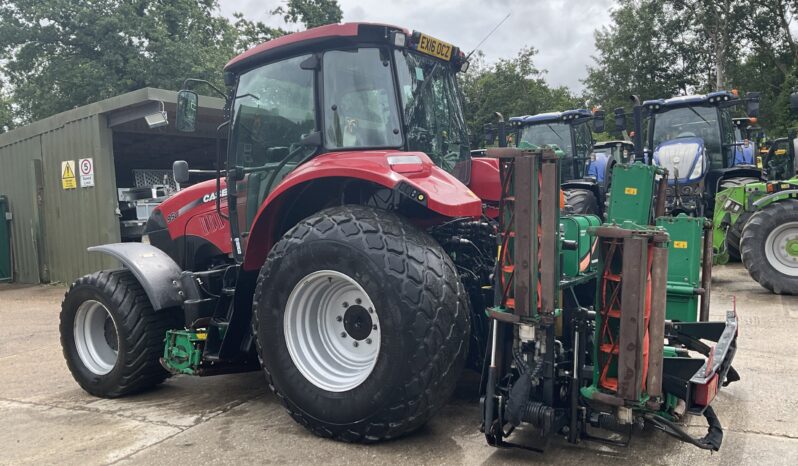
(564, 188), (599, 215)
(720, 177), (760, 262)
(740, 200), (798, 295)
(60, 270), (178, 397)
(252, 205), (470, 442)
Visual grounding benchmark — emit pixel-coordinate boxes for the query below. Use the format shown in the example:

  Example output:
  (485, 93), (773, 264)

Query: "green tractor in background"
(712, 92), (798, 294)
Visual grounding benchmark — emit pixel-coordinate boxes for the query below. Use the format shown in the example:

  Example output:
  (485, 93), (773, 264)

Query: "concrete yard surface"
(1, 264), (796, 465)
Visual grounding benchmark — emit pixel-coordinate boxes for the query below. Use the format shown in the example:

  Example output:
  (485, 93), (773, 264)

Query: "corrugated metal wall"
(0, 115), (119, 284)
(40, 115), (119, 284)
(0, 137), (43, 283)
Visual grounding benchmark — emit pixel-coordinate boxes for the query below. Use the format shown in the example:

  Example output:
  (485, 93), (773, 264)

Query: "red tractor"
(61, 23), (738, 451)
(61, 23), (498, 441)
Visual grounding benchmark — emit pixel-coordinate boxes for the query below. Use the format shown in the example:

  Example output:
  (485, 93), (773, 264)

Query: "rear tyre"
(725, 211), (752, 262)
(719, 177), (759, 262)
(60, 270), (178, 397)
(740, 200), (798, 295)
(253, 205), (470, 442)
(564, 189), (599, 215)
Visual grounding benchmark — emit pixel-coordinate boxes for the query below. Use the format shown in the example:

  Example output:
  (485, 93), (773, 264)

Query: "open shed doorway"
(112, 131), (223, 240)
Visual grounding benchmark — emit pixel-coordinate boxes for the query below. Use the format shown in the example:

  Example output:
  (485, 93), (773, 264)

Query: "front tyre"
(60, 270), (178, 397)
(253, 205), (470, 442)
(740, 200), (798, 295)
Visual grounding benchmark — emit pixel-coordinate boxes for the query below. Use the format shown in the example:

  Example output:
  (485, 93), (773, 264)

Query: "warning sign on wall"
(79, 157), (95, 188)
(61, 160), (77, 190)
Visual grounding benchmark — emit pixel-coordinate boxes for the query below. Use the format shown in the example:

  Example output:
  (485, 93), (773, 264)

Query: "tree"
(586, 0), (798, 136)
(584, 0), (703, 119)
(0, 81), (13, 133)
(0, 0), (343, 124)
(273, 0), (343, 29)
(460, 48), (579, 147)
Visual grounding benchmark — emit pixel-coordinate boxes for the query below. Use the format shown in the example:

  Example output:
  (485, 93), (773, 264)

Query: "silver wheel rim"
(284, 270), (381, 392)
(765, 221), (798, 276)
(73, 300), (119, 375)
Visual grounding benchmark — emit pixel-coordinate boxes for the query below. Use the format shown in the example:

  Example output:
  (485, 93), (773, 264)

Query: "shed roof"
(0, 87), (225, 148)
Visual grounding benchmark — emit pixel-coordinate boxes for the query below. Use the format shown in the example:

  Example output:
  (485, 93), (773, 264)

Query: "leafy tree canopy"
(0, 0), (342, 125)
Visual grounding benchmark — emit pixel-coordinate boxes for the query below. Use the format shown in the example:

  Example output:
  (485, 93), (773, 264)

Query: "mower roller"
(58, 23), (738, 453)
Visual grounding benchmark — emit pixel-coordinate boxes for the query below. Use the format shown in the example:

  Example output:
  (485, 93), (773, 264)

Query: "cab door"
(227, 54), (318, 253)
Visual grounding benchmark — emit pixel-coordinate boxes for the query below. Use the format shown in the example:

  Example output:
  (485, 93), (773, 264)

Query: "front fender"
(88, 243), (185, 310)
(242, 150), (482, 271)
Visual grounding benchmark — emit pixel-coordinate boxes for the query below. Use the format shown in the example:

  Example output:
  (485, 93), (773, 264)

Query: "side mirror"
(790, 91), (798, 114)
(176, 90), (198, 132)
(614, 107), (626, 132)
(745, 91), (761, 117)
(173, 160), (189, 184)
(484, 124), (496, 145)
(592, 110), (606, 133)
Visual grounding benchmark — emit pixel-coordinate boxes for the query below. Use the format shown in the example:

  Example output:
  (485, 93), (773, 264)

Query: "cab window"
(323, 48), (402, 149)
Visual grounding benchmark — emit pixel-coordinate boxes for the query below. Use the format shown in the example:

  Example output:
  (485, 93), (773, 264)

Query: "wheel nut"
(340, 332), (347, 338)
(368, 307), (374, 313)
(355, 298), (362, 304)
(342, 302), (349, 308)
(353, 341), (359, 347)
(366, 338), (372, 344)
(373, 324), (378, 330)
(336, 316), (342, 322)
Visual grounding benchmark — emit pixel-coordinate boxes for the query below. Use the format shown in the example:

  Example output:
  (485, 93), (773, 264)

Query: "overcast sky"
(219, 0), (616, 92)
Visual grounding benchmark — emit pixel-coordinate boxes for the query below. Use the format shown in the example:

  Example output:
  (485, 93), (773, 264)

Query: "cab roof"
(642, 91), (737, 111)
(225, 22), (408, 73)
(509, 109), (593, 125)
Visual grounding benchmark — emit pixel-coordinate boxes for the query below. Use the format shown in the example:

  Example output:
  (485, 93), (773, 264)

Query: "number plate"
(414, 33), (454, 61)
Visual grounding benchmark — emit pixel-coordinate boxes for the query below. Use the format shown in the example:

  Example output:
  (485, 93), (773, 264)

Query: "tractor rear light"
(693, 373), (719, 406)
(387, 155), (425, 174)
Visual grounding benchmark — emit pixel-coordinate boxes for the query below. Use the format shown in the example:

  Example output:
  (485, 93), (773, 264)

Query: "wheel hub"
(765, 221), (798, 275)
(283, 270), (381, 392)
(73, 300), (119, 375)
(343, 305), (373, 341)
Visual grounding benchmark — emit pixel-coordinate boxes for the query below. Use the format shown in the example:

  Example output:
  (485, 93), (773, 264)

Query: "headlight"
(689, 152), (705, 180)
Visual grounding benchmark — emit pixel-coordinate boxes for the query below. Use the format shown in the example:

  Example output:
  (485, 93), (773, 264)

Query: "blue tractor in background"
(505, 109), (611, 215)
(637, 91), (762, 218)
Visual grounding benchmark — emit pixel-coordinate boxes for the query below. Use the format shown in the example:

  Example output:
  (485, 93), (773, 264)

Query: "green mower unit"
(481, 148), (739, 452)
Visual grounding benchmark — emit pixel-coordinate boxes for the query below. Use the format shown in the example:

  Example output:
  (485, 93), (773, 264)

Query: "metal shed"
(0, 88), (224, 284)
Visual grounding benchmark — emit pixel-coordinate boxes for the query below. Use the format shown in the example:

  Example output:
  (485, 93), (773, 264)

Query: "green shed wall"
(0, 115), (119, 284)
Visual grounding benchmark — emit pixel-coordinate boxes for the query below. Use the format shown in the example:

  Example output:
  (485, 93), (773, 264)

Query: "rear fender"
(88, 243), (186, 310)
(241, 150), (482, 271)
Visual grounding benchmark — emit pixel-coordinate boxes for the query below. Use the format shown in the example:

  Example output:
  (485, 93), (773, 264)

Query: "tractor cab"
(174, 23), (472, 257)
(590, 139), (635, 183)
(507, 109), (608, 215)
(511, 109), (596, 182)
(641, 91), (762, 216)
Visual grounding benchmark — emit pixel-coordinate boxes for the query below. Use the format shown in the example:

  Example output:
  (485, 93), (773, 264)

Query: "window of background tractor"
(323, 48), (402, 149)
